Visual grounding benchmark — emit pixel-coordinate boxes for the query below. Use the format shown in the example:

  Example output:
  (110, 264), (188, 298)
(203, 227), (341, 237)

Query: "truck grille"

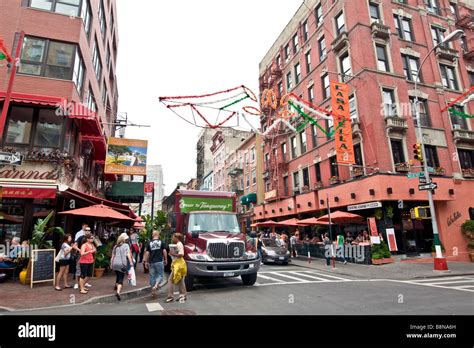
(208, 241), (245, 259)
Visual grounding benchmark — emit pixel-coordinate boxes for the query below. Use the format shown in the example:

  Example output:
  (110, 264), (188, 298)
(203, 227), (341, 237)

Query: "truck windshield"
(188, 213), (240, 234)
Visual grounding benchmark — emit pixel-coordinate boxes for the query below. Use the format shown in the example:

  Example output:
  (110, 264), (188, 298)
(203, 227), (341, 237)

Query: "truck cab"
(166, 190), (260, 291)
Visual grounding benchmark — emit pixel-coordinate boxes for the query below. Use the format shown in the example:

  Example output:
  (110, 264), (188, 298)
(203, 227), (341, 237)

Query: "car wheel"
(282, 261), (289, 265)
(241, 273), (258, 286)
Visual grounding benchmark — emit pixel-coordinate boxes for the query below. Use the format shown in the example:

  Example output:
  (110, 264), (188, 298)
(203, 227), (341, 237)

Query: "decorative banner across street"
(330, 81), (355, 164)
(105, 137), (148, 176)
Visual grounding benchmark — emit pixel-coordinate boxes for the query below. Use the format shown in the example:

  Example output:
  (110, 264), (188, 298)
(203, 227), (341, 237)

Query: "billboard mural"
(105, 137), (148, 175)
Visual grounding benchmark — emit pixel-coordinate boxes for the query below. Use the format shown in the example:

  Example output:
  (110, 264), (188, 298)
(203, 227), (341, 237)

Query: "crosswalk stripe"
(291, 272), (330, 281)
(306, 271), (349, 281)
(455, 285), (474, 289)
(429, 279), (474, 285)
(257, 274), (285, 282)
(268, 272), (311, 282)
(146, 303), (164, 312)
(412, 277), (469, 283)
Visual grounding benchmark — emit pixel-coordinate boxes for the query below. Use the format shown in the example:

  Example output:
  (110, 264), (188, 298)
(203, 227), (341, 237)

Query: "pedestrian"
(256, 233), (263, 264)
(143, 230), (168, 298)
(323, 233), (333, 266)
(290, 233), (298, 258)
(78, 232), (96, 295)
(111, 233), (134, 301)
(73, 224), (90, 290)
(55, 234), (73, 291)
(337, 232), (347, 264)
(166, 233), (187, 303)
(129, 229), (140, 269)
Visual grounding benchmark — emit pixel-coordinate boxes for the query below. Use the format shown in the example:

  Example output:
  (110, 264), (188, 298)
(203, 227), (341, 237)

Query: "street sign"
(144, 182), (154, 194)
(427, 166), (435, 173)
(407, 172), (425, 178)
(0, 152), (23, 166)
(347, 201), (382, 211)
(418, 176), (428, 184)
(418, 182), (437, 191)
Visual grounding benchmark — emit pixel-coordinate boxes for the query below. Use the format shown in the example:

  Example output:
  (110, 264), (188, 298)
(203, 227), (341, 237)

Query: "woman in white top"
(55, 234), (73, 291)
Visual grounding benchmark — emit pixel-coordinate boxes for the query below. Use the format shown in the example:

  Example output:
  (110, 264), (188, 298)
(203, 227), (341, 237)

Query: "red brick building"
(0, 0), (125, 241)
(256, 0), (474, 261)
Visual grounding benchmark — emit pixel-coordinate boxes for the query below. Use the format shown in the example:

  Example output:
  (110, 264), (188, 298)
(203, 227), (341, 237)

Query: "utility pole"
(326, 194), (335, 268)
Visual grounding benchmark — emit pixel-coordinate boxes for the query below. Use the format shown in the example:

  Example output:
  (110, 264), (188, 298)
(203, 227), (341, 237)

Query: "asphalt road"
(6, 265), (474, 315)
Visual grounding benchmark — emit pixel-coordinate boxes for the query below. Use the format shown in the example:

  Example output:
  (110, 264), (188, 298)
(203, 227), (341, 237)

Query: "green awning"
(246, 193), (257, 204)
(240, 195), (247, 205)
(106, 182), (144, 203)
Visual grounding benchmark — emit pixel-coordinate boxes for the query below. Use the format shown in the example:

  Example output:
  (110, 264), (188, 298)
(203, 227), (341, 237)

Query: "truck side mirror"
(250, 232), (257, 238)
(191, 231), (200, 239)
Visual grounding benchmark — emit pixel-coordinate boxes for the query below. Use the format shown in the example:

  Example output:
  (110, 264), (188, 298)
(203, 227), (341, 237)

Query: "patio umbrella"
(58, 204), (134, 221)
(316, 211), (364, 224)
(277, 218), (308, 227)
(297, 217), (331, 226)
(251, 220), (279, 227)
(133, 222), (145, 229)
(0, 212), (22, 224)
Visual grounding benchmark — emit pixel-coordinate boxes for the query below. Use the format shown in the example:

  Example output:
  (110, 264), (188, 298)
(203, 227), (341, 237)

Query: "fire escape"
(456, 8), (474, 62)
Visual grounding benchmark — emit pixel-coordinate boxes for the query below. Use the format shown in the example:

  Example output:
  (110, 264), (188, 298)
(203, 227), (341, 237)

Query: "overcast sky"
(116, 0), (301, 195)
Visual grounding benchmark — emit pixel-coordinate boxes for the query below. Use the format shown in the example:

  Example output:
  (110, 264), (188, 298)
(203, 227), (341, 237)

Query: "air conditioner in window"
(453, 124), (462, 130)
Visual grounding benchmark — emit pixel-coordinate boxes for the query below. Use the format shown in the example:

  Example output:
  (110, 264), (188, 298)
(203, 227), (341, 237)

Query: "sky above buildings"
(116, 0), (301, 195)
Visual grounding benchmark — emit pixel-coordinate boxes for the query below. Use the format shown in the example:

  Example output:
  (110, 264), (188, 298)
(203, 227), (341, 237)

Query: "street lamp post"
(413, 29), (464, 271)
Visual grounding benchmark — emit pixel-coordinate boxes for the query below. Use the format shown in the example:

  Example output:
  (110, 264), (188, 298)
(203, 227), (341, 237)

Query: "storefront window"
(0, 199), (25, 243)
(5, 106), (34, 144)
(34, 109), (63, 148)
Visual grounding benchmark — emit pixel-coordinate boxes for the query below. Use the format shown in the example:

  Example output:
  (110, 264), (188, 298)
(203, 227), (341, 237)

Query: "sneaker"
(85, 283), (92, 288)
(343, 261), (348, 265)
(73, 284), (79, 290)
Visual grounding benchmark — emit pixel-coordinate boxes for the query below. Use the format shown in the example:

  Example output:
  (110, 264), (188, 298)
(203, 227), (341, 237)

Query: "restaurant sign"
(347, 201), (382, 211)
(179, 197), (233, 213)
(0, 187), (56, 199)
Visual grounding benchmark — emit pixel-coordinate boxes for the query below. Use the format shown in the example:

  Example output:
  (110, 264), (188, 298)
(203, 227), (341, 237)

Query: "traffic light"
(413, 143), (423, 164)
(410, 206), (431, 219)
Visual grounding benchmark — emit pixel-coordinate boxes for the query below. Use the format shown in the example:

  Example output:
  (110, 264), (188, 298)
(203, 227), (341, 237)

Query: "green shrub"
(371, 241), (391, 259)
(461, 220), (474, 239)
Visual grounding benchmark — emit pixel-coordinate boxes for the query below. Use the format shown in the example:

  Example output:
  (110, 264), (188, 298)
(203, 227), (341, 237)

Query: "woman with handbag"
(111, 233), (133, 301)
(55, 234), (73, 291)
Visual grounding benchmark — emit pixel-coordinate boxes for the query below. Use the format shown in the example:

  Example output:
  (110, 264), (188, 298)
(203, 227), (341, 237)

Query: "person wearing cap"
(78, 232), (96, 294)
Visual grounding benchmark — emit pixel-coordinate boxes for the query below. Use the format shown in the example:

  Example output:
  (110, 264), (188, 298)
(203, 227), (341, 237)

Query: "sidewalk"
(0, 270), (155, 312)
(291, 256), (474, 280)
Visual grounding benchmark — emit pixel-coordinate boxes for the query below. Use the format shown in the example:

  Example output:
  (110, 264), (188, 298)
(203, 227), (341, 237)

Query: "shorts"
(79, 263), (93, 278)
(58, 259), (70, 267)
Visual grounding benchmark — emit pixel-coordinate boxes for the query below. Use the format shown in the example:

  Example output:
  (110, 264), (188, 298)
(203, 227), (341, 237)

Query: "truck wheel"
(241, 273), (258, 286)
(185, 275), (194, 291)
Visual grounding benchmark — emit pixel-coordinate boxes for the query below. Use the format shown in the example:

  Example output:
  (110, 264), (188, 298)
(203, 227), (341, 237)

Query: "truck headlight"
(188, 253), (212, 261)
(244, 251), (257, 259)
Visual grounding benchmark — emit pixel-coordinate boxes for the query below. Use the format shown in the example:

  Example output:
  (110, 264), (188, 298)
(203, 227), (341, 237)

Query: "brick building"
(255, 0), (474, 261)
(0, 0), (129, 242)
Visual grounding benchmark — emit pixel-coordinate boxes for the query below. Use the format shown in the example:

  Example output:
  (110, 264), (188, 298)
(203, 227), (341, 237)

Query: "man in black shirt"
(143, 231), (168, 298)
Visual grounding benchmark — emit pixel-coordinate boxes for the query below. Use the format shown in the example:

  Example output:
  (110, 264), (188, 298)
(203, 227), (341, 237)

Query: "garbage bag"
(171, 258), (187, 284)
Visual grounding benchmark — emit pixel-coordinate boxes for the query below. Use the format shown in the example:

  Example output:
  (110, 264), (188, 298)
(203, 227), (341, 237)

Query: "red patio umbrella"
(251, 220), (279, 227)
(58, 204), (134, 221)
(277, 218), (308, 227)
(316, 211), (364, 224)
(297, 217), (331, 226)
(133, 222), (145, 229)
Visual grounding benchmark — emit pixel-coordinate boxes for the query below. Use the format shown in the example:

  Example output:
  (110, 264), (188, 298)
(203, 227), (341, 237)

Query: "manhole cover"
(161, 309), (197, 315)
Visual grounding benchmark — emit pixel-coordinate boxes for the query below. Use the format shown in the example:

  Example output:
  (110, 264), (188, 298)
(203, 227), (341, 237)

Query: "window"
(315, 4), (323, 26)
(311, 124), (318, 148)
(293, 172), (300, 190)
(431, 26), (447, 47)
(369, 3), (381, 23)
(278, 82), (283, 96)
(340, 53), (352, 80)
(302, 167), (310, 187)
(109, 6), (115, 32)
(335, 12), (345, 35)
(303, 20), (309, 42)
(98, 0), (106, 40)
(19, 36), (78, 80)
(294, 63), (301, 84)
(458, 149), (474, 170)
(72, 50), (85, 96)
(449, 105), (468, 130)
(246, 175), (250, 188)
(425, 0), (440, 15)
(468, 71), (474, 86)
(264, 153), (269, 169)
(382, 89), (397, 117)
(92, 37), (102, 80)
(29, 0), (81, 16)
(449, 2), (458, 19)
(283, 176), (289, 196)
(292, 34), (299, 54)
(440, 64), (459, 90)
(354, 143), (363, 166)
(329, 156), (339, 177)
(394, 16), (413, 41)
(81, 0), (92, 39)
(86, 85), (97, 113)
(101, 80), (108, 106)
(105, 44), (110, 67)
(314, 163), (322, 182)
(322, 73), (330, 99)
(4, 106), (34, 144)
(390, 139), (405, 164)
(276, 55), (281, 68)
(327, 118), (334, 138)
(34, 109), (63, 147)
(281, 142), (287, 161)
(376, 44), (390, 72)
(291, 136), (297, 158)
(318, 36), (327, 60)
(252, 169), (256, 185)
(305, 51), (312, 73)
(251, 147), (256, 162)
(286, 72), (293, 90)
(299, 130), (307, 154)
(409, 97), (431, 127)
(284, 44), (290, 60)
(424, 145), (440, 168)
(349, 94), (357, 121)
(402, 55), (421, 82)
(308, 86), (314, 104)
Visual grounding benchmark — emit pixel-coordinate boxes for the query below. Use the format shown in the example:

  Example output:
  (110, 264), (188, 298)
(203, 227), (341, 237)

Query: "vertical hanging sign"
(330, 81), (355, 164)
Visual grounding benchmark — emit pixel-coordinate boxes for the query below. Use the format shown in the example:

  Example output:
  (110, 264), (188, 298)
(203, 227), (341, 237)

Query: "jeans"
(148, 261), (164, 287)
(257, 249), (262, 260)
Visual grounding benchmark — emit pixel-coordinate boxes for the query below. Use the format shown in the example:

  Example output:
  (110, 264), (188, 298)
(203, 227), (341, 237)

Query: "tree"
(31, 211), (64, 249)
(108, 145), (131, 163)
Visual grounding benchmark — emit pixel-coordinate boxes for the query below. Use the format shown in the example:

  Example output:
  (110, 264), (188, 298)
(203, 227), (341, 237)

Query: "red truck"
(165, 189), (260, 291)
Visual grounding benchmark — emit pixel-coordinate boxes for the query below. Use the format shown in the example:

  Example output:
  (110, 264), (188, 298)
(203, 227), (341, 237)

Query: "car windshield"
(188, 213), (240, 233)
(262, 238), (282, 247)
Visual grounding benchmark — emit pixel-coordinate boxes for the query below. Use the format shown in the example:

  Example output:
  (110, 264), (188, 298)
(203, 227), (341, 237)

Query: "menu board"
(30, 249), (56, 288)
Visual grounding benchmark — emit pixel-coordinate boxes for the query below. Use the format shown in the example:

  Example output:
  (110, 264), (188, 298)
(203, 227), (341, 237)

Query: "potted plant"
(94, 248), (109, 278)
(385, 206), (394, 219)
(374, 208), (383, 220)
(30, 211), (64, 249)
(371, 241), (394, 265)
(352, 167), (364, 177)
(461, 220), (474, 262)
(433, 167), (445, 176)
(329, 176), (339, 185)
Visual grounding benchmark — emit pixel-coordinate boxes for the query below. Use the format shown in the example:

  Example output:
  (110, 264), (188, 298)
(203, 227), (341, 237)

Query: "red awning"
(81, 134), (106, 161)
(0, 92), (64, 107)
(0, 187), (56, 199)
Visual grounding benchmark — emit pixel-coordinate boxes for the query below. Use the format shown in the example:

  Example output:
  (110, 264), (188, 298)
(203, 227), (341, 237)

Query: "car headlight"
(286, 250), (290, 255)
(188, 253), (212, 261)
(266, 250), (277, 256)
(244, 251), (257, 260)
